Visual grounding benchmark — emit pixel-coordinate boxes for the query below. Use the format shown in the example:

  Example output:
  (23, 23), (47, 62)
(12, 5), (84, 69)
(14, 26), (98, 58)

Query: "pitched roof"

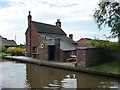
(0, 35), (17, 46)
(40, 33), (77, 51)
(77, 38), (92, 47)
(3, 40), (17, 46)
(32, 21), (66, 35)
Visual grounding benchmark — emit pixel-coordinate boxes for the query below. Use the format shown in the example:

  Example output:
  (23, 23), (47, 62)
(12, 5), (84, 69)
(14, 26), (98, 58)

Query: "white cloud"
(1, 0), (99, 21)
(1, 0), (117, 44)
(100, 0), (120, 3)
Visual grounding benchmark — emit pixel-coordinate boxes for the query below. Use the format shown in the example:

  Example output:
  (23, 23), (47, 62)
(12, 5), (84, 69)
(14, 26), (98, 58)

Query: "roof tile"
(32, 21), (66, 35)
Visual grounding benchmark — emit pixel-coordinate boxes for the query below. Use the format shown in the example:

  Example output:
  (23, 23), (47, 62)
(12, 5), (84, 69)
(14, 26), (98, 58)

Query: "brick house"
(25, 11), (77, 61)
(0, 35), (17, 48)
(0, 35), (17, 52)
(76, 38), (92, 47)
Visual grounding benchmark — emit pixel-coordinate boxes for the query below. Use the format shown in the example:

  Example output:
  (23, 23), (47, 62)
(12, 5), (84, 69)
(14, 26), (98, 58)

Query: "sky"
(0, 0), (118, 44)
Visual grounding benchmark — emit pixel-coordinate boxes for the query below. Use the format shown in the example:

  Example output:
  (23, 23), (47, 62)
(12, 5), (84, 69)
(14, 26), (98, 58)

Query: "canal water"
(0, 58), (119, 89)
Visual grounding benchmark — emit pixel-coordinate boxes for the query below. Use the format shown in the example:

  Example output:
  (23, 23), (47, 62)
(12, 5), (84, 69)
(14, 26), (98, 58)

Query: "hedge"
(6, 47), (26, 56)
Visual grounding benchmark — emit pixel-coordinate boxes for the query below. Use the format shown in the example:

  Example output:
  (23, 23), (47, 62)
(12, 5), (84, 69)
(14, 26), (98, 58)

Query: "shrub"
(89, 40), (119, 51)
(6, 47), (26, 56)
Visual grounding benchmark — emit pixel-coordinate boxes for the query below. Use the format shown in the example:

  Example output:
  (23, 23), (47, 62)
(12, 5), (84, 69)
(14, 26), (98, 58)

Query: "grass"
(88, 60), (120, 74)
(0, 52), (11, 57)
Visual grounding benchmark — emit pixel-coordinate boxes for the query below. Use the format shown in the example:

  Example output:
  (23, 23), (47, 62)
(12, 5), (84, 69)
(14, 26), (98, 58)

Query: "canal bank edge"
(2, 56), (120, 78)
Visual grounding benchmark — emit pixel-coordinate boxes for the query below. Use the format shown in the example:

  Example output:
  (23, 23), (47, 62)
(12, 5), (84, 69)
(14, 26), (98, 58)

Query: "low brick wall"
(110, 49), (120, 60)
(77, 47), (120, 68)
(77, 47), (101, 68)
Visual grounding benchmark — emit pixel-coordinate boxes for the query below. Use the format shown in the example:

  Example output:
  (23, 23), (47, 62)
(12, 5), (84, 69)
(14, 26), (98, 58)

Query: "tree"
(93, 1), (120, 42)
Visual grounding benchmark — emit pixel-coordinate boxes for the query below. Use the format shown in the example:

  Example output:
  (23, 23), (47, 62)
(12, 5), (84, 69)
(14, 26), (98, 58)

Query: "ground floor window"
(33, 46), (37, 53)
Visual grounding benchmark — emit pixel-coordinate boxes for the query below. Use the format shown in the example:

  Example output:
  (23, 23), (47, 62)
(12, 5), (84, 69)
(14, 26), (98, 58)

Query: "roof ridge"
(32, 21), (56, 27)
(32, 20), (66, 35)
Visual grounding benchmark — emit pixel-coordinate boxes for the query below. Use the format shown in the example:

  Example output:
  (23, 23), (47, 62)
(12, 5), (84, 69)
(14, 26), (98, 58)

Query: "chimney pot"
(29, 11), (31, 15)
(56, 19), (61, 28)
(69, 34), (73, 40)
(28, 11), (32, 22)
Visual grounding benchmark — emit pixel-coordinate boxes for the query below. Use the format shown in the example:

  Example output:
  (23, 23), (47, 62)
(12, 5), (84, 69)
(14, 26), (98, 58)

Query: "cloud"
(0, 0), (99, 21)
(1, 0), (116, 44)
(100, 0), (120, 3)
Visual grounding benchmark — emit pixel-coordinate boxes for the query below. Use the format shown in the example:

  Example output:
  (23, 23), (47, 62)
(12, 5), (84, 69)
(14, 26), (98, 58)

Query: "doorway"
(48, 46), (55, 60)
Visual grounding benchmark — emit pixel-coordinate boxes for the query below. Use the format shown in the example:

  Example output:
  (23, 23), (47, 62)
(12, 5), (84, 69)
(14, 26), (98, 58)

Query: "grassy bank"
(88, 60), (120, 74)
(0, 52), (11, 57)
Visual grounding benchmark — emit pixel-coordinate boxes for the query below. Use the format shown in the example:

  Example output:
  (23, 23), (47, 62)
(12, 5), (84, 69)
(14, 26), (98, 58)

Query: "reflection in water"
(0, 59), (120, 89)
(61, 74), (77, 88)
(0, 61), (28, 88)
(98, 81), (119, 88)
(27, 63), (119, 88)
(43, 74), (77, 89)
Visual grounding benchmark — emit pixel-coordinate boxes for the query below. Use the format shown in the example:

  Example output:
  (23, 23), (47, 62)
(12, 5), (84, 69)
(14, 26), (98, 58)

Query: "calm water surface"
(0, 58), (119, 89)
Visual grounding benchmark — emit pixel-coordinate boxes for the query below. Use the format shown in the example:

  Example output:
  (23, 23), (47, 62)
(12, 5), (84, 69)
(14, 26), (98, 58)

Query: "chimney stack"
(69, 34), (73, 40)
(56, 19), (61, 28)
(27, 11), (32, 56)
(28, 11), (32, 26)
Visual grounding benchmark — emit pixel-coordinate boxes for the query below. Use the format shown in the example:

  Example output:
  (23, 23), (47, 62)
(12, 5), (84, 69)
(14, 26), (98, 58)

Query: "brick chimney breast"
(56, 19), (61, 28)
(28, 11), (32, 25)
(27, 11), (32, 56)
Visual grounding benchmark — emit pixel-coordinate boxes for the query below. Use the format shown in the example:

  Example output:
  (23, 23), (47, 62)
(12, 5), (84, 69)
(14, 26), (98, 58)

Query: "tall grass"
(89, 60), (120, 74)
(0, 52), (11, 57)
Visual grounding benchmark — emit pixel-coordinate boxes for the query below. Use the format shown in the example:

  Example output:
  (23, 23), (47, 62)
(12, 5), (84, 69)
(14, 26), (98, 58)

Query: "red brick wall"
(76, 49), (86, 68)
(59, 50), (75, 62)
(26, 29), (30, 55)
(26, 22), (46, 58)
(77, 48), (120, 68)
(76, 48), (100, 68)
(63, 51), (72, 62)
(58, 51), (63, 62)
(37, 43), (48, 60)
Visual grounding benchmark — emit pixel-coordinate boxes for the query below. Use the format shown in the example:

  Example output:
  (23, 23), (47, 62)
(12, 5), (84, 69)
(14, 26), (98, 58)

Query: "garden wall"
(76, 47), (119, 68)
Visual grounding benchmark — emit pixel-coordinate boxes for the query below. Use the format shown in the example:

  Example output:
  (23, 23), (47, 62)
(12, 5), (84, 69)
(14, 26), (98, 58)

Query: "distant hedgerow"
(6, 47), (26, 56)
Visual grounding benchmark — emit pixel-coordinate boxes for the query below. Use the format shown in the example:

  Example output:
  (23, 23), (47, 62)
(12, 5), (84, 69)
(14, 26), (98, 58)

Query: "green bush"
(6, 47), (26, 56)
(89, 40), (119, 51)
